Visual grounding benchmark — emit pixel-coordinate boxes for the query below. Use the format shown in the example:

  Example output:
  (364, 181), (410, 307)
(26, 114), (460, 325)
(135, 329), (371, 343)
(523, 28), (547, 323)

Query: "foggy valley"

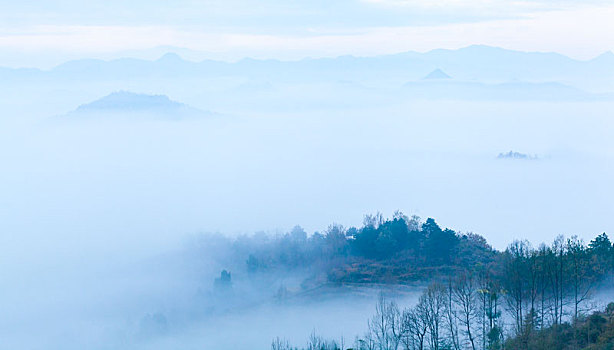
(1, 32), (614, 350)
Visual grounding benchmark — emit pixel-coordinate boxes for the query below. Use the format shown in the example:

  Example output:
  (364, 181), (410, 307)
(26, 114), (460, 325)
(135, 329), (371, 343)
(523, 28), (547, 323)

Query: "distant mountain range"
(2, 46), (613, 90)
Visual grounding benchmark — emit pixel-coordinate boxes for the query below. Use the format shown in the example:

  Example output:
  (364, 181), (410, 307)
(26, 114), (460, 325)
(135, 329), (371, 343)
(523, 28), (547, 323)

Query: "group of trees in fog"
(275, 264), (613, 350)
(505, 302), (614, 350)
(239, 213), (612, 286)
(272, 293), (614, 350)
(238, 212), (497, 284)
(355, 269), (613, 350)
(257, 213), (614, 350)
(356, 284), (500, 350)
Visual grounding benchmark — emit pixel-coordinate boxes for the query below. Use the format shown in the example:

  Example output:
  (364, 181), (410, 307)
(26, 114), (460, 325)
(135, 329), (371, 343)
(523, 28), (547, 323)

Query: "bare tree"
(307, 331), (324, 350)
(535, 244), (551, 330)
(401, 306), (428, 350)
(445, 279), (461, 350)
(357, 332), (377, 350)
(453, 273), (479, 350)
(503, 240), (532, 337)
(567, 236), (593, 323)
(549, 235), (567, 326)
(423, 283), (447, 350)
(272, 337), (292, 350)
(366, 293), (404, 350)
(306, 331), (342, 350)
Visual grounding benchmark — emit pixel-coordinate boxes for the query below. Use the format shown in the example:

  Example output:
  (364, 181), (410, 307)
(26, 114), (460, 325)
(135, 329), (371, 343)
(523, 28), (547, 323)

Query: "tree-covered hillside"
(504, 302), (614, 350)
(236, 212), (613, 288)
(204, 212), (614, 350)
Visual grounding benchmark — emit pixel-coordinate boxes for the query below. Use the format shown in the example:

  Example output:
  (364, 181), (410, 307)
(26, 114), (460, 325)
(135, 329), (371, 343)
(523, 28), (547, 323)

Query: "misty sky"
(1, 0), (614, 67)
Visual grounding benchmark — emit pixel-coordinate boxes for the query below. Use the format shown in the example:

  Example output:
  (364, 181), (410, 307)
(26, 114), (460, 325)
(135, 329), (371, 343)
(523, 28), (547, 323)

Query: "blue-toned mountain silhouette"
(2, 46), (612, 86)
(423, 68), (451, 80)
(67, 91), (210, 119)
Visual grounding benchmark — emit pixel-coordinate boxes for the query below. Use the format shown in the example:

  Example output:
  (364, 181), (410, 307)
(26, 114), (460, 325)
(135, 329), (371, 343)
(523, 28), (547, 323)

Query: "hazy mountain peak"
(157, 52), (184, 63)
(591, 51), (614, 62)
(68, 91), (209, 120)
(423, 68), (451, 80)
(53, 58), (106, 71)
(77, 91), (182, 111)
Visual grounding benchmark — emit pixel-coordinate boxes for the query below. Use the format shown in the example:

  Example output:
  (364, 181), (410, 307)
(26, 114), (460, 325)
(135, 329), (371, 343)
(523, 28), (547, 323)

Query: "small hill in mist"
(423, 68), (451, 80)
(68, 91), (210, 120)
(77, 91), (182, 111)
(497, 151), (538, 160)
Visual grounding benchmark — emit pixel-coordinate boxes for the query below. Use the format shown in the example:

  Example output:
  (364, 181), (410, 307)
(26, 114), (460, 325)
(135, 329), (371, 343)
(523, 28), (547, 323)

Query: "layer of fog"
(2, 99), (613, 255)
(1, 65), (614, 349)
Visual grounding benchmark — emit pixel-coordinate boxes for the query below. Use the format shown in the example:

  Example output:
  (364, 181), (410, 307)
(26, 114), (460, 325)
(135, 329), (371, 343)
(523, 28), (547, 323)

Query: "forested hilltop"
(204, 212), (614, 350)
(231, 213), (613, 288)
